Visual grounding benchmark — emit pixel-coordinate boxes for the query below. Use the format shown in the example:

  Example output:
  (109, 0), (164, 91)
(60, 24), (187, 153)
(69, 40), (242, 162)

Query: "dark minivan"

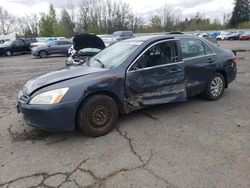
(17, 34), (237, 137)
(0, 39), (30, 56)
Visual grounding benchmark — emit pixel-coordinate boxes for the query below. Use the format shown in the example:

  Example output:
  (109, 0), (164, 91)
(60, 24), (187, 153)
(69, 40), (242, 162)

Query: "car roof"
(124, 34), (196, 42)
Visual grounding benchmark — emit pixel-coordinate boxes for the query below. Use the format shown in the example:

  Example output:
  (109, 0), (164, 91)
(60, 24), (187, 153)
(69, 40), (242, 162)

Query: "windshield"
(88, 41), (142, 69)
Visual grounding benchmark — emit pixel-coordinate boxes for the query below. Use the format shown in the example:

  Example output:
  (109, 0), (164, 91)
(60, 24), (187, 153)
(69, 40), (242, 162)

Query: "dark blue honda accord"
(17, 35), (237, 137)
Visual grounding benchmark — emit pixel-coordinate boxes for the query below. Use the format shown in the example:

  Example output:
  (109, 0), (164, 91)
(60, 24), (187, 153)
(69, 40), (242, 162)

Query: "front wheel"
(5, 50), (12, 56)
(204, 73), (225, 101)
(39, 50), (48, 58)
(77, 95), (119, 137)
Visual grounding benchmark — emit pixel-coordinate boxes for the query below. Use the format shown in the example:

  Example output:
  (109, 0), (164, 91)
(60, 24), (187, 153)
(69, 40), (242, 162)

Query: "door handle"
(170, 68), (181, 73)
(207, 58), (215, 63)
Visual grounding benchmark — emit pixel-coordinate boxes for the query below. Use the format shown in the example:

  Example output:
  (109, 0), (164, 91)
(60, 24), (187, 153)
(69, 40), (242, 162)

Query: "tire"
(77, 95), (119, 137)
(204, 73), (225, 101)
(39, 50), (48, 58)
(5, 50), (12, 56)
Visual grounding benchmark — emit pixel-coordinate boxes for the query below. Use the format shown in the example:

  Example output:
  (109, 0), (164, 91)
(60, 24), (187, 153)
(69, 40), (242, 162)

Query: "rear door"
(125, 40), (186, 108)
(180, 38), (217, 97)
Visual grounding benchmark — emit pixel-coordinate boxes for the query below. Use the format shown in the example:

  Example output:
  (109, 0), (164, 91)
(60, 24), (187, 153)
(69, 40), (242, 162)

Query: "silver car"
(31, 40), (72, 58)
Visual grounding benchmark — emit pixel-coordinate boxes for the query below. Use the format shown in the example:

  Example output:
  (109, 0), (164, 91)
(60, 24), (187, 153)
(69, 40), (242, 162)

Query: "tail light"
(232, 56), (237, 66)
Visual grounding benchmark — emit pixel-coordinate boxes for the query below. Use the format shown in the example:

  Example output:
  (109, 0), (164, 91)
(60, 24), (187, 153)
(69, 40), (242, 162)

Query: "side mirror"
(48, 45), (51, 48)
(232, 50), (237, 56)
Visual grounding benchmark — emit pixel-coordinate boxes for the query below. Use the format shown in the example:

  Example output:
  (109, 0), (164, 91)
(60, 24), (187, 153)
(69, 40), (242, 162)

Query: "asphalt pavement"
(0, 41), (249, 188)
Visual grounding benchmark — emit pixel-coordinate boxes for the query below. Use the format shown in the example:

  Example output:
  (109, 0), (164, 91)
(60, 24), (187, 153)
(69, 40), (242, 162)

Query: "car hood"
(0, 45), (9, 49)
(73, 34), (105, 51)
(22, 65), (105, 95)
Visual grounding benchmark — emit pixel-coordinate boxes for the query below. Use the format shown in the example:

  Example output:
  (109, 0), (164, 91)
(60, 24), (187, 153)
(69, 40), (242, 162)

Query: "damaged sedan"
(16, 35), (237, 137)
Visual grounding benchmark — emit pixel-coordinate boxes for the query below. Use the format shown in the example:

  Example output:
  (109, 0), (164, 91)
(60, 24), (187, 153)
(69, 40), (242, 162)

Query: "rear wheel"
(39, 50), (48, 58)
(204, 73), (225, 101)
(77, 95), (119, 137)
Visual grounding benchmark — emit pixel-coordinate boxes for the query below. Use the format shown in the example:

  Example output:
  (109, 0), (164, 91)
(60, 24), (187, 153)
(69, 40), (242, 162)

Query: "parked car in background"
(210, 32), (221, 38)
(198, 33), (217, 44)
(226, 31), (244, 40)
(110, 31), (133, 44)
(216, 32), (228, 40)
(0, 39), (30, 56)
(66, 34), (105, 66)
(17, 34), (237, 137)
(31, 40), (72, 58)
(239, 32), (250, 40)
(23, 38), (38, 47)
(30, 39), (51, 49)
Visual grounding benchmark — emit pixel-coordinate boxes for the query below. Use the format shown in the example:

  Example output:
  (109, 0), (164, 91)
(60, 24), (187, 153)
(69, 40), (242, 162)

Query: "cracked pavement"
(0, 41), (250, 188)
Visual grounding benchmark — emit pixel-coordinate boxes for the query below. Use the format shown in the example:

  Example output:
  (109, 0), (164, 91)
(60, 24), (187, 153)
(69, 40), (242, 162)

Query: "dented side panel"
(125, 63), (187, 110)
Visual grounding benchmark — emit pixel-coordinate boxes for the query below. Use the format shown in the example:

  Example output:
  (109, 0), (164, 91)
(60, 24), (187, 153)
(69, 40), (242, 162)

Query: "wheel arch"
(216, 70), (228, 88)
(39, 50), (48, 55)
(75, 91), (124, 129)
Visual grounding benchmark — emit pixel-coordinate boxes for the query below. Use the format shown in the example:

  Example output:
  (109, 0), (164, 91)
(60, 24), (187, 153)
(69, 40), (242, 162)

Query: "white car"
(216, 32), (228, 40)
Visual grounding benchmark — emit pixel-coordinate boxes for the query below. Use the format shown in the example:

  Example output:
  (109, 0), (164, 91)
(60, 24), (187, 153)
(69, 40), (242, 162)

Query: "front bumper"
(31, 50), (39, 56)
(16, 99), (77, 131)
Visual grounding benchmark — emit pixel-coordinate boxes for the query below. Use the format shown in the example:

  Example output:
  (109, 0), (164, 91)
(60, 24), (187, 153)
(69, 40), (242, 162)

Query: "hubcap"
(89, 104), (111, 127)
(40, 51), (46, 58)
(6, 51), (11, 56)
(210, 76), (223, 97)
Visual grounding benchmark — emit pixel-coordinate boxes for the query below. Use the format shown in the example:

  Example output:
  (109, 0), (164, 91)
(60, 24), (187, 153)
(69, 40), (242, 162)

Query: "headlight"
(29, 88), (69, 105)
(32, 47), (37, 51)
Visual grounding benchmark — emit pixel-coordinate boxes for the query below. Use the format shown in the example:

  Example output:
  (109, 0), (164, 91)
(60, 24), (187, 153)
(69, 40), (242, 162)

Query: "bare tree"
(77, 0), (133, 34)
(0, 6), (15, 35)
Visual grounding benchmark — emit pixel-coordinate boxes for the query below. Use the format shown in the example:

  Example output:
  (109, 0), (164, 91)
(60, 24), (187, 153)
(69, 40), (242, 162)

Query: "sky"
(1, 0), (235, 22)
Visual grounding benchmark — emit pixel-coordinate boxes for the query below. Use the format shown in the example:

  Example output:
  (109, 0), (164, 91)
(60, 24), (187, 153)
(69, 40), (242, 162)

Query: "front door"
(125, 40), (187, 109)
(48, 41), (58, 54)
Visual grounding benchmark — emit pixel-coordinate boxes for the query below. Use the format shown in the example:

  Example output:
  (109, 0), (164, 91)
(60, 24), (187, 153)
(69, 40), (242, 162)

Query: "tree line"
(0, 0), (249, 38)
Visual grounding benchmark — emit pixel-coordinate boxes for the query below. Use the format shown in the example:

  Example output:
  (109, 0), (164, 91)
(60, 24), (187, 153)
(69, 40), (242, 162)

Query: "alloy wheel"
(210, 76), (224, 97)
(39, 51), (47, 58)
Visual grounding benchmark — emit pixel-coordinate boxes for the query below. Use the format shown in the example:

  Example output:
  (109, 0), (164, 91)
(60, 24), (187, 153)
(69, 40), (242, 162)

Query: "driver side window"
(130, 41), (178, 71)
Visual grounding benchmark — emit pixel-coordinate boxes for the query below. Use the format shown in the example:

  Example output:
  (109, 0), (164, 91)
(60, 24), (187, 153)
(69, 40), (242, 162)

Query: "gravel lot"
(0, 41), (250, 188)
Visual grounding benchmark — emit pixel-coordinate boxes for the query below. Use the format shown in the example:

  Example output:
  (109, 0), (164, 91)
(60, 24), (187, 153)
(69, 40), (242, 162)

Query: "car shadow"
(13, 96), (207, 145)
(0, 53), (31, 57)
(32, 55), (68, 59)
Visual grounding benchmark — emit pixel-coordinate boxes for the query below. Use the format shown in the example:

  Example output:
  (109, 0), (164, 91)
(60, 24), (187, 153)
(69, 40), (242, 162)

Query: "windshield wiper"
(93, 58), (105, 68)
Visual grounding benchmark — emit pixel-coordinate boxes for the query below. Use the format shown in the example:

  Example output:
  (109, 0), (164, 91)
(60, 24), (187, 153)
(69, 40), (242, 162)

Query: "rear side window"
(180, 38), (206, 59)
